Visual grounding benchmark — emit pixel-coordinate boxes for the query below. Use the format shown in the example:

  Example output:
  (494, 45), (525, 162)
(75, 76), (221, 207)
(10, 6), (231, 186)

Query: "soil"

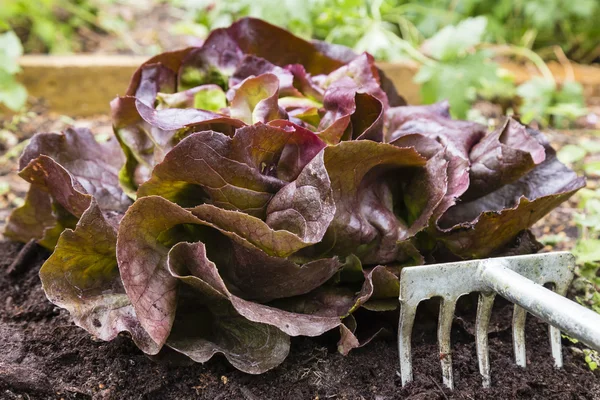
(0, 241), (598, 400)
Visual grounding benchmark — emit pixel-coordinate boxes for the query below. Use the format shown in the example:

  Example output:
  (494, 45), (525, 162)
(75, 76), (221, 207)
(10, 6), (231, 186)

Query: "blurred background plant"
(0, 30), (27, 111)
(0, 0), (144, 54)
(1, 0), (101, 53)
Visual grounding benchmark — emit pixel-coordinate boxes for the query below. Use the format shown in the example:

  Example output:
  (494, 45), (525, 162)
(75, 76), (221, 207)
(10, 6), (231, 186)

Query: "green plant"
(573, 188), (600, 283)
(517, 78), (587, 127)
(541, 140), (600, 372)
(414, 17), (503, 118)
(0, 30), (27, 111)
(0, 0), (104, 53)
(584, 349), (599, 371)
(393, 0), (600, 64)
(557, 147), (600, 292)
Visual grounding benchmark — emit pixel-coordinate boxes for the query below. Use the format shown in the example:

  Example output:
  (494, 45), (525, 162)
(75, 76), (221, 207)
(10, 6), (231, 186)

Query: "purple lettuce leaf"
(116, 194), (340, 348)
(268, 263), (398, 355)
(5, 184), (57, 247)
(387, 102), (486, 219)
(387, 106), (584, 258)
(311, 39), (406, 107)
(174, 17), (352, 96)
(176, 29), (242, 91)
(317, 54), (389, 144)
(39, 200), (159, 354)
(285, 64), (325, 101)
(164, 241), (341, 373)
(228, 73), (287, 124)
(223, 18), (344, 75)
(229, 55), (301, 98)
(322, 53), (388, 109)
(463, 118), (546, 200)
(223, 241), (340, 301)
(110, 96), (174, 195)
(5, 128), (129, 249)
(126, 48), (193, 101)
(435, 126), (585, 258)
(166, 287), (290, 375)
(18, 128), (129, 212)
(110, 96), (245, 194)
(318, 78), (385, 144)
(265, 151), (335, 243)
(189, 203), (326, 258)
(138, 123), (326, 216)
(271, 266), (379, 319)
(320, 140), (446, 264)
(362, 265), (401, 312)
(336, 266), (399, 354)
(134, 97), (245, 133)
(156, 84), (227, 112)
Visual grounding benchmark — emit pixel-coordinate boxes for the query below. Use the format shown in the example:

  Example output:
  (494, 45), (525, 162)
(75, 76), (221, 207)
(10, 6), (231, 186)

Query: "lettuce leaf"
(6, 18), (584, 375)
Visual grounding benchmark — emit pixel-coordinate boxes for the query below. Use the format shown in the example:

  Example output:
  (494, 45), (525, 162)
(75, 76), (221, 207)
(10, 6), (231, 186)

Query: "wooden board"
(11, 55), (600, 117)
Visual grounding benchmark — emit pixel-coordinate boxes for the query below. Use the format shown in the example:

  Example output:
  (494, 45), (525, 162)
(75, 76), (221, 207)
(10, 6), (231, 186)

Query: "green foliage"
(0, 31), (27, 111)
(420, 16), (486, 61)
(584, 349), (599, 371)
(557, 144), (587, 165)
(573, 188), (600, 277)
(563, 330), (600, 371)
(416, 52), (499, 119)
(0, 0), (101, 54)
(517, 78), (587, 127)
(555, 141), (600, 371)
(394, 0), (600, 63)
(415, 17), (505, 118)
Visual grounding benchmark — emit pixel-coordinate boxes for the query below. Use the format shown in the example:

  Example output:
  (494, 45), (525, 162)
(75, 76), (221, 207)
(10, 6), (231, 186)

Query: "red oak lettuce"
(6, 18), (584, 373)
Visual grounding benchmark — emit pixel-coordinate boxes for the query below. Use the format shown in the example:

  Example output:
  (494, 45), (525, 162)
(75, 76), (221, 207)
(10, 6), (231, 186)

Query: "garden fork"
(398, 252), (600, 389)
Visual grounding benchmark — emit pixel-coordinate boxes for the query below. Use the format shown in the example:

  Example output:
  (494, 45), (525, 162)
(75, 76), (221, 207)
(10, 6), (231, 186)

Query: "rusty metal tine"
(398, 302), (417, 386)
(476, 293), (495, 388)
(512, 305), (527, 367)
(438, 299), (457, 389)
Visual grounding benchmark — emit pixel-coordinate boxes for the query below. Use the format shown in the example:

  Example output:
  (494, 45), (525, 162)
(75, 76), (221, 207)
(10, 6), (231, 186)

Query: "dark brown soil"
(0, 241), (598, 400)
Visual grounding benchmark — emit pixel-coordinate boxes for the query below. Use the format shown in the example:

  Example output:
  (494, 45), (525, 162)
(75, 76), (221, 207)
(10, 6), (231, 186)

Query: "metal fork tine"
(438, 298), (457, 389)
(549, 281), (569, 367)
(398, 302), (417, 386)
(513, 305), (527, 367)
(475, 293), (495, 388)
(548, 325), (563, 367)
(397, 252), (599, 390)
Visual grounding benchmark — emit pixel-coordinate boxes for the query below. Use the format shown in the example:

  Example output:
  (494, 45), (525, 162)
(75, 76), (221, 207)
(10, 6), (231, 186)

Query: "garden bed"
(1, 240), (598, 400)
(0, 115), (599, 397)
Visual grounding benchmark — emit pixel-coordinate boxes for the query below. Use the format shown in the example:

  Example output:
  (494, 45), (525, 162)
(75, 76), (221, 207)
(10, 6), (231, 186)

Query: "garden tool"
(397, 252), (600, 389)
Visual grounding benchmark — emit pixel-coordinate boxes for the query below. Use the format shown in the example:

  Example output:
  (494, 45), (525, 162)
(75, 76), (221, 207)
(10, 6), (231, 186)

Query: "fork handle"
(479, 259), (600, 351)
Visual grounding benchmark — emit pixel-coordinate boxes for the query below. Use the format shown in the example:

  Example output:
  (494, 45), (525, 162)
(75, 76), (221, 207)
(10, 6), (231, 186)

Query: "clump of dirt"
(0, 240), (598, 400)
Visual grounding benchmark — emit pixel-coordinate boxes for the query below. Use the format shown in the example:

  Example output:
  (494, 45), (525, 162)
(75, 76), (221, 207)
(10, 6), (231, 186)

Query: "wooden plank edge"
(6, 55), (600, 117)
